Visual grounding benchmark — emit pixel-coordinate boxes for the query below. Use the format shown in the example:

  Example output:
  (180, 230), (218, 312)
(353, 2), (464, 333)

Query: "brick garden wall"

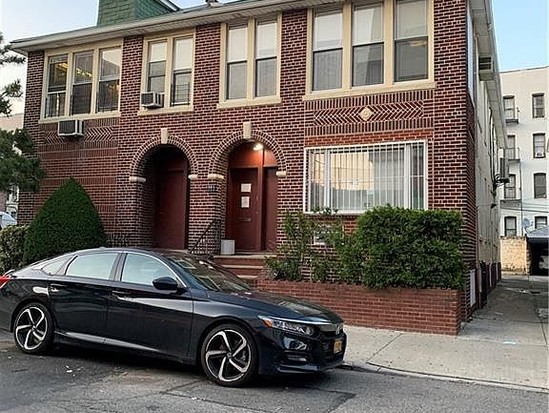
(256, 279), (463, 335)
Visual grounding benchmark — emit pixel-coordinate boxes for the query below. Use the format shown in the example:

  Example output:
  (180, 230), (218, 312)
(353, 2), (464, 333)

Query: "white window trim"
(304, 0), (435, 101)
(138, 31), (195, 115)
(40, 41), (122, 123)
(218, 14), (282, 109)
(302, 139), (428, 214)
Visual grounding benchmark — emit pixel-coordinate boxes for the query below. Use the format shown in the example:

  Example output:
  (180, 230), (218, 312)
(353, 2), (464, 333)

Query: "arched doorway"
(226, 142), (278, 252)
(144, 146), (189, 249)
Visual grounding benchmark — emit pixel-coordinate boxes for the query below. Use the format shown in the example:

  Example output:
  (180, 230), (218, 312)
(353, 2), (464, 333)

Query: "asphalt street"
(0, 336), (546, 413)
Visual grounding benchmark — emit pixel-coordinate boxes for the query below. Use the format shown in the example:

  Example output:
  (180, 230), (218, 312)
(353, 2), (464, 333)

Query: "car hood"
(207, 289), (343, 323)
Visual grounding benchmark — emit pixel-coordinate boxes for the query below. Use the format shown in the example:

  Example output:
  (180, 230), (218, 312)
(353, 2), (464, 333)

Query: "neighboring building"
(12, 0), (506, 318)
(499, 66), (548, 275)
(0, 113), (23, 220)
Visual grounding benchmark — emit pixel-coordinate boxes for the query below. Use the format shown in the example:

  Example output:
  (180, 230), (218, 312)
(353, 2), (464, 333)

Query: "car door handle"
(112, 290), (130, 298)
(49, 283), (67, 293)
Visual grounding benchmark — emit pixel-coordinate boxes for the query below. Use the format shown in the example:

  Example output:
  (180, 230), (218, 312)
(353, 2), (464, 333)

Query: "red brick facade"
(18, 0), (492, 331)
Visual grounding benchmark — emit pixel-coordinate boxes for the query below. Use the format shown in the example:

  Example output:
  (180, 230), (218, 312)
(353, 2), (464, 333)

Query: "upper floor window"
(504, 174), (516, 199)
(353, 3), (384, 86)
(503, 96), (517, 121)
(305, 141), (425, 213)
(44, 47), (121, 119)
(504, 216), (516, 237)
(144, 34), (194, 107)
(505, 135), (516, 159)
(310, 0), (430, 94)
(532, 93), (545, 118)
(533, 133), (546, 158)
(534, 173), (547, 198)
(221, 17), (280, 103)
(535, 216), (547, 229)
(394, 0), (428, 82)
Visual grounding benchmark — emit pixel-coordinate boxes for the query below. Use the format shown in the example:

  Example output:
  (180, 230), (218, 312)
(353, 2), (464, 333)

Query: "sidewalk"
(344, 274), (549, 392)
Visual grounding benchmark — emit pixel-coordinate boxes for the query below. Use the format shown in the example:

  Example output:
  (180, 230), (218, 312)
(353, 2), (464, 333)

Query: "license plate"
(333, 338), (343, 354)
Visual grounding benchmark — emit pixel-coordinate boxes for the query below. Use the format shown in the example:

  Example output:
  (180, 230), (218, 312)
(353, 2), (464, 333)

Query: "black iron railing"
(189, 219), (221, 256)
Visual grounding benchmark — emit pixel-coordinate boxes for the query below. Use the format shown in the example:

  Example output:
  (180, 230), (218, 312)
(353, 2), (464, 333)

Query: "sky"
(1, 0), (548, 114)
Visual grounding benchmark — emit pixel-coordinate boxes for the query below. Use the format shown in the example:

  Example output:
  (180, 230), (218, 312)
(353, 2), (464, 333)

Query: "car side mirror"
(152, 276), (180, 291)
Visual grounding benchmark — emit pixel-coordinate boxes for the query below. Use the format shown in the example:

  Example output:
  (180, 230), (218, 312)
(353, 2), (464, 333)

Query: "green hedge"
(24, 178), (107, 264)
(268, 206), (465, 290)
(0, 225), (28, 273)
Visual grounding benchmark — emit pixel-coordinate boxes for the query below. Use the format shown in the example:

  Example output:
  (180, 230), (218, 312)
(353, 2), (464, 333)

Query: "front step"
(212, 254), (274, 285)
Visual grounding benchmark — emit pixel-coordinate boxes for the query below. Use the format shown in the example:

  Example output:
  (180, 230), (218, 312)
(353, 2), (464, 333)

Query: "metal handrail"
(189, 219), (221, 256)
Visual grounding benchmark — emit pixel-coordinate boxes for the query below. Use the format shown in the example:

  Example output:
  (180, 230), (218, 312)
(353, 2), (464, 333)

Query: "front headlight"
(258, 316), (315, 336)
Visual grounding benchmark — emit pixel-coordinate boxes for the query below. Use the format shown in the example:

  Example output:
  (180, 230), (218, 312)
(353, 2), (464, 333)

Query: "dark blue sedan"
(0, 248), (346, 386)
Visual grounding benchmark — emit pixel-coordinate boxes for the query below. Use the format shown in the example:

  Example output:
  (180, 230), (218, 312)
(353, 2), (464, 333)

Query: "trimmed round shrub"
(24, 178), (106, 263)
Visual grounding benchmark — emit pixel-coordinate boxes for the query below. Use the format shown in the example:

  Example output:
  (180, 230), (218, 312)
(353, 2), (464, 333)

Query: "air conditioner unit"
(141, 92), (164, 108)
(499, 157), (509, 180)
(478, 56), (494, 81)
(58, 119), (84, 137)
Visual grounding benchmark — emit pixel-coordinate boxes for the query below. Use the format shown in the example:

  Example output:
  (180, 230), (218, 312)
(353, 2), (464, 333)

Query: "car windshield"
(166, 255), (251, 293)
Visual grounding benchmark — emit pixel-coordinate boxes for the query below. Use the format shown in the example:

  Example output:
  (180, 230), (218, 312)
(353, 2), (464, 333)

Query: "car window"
(121, 253), (173, 286)
(42, 257), (71, 275)
(65, 253), (118, 280)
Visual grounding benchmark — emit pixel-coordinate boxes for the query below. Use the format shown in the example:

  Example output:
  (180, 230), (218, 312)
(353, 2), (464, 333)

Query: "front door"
(229, 168), (259, 251)
(153, 151), (188, 248)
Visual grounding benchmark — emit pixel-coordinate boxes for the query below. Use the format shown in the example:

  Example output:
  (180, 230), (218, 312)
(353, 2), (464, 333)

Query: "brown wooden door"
(154, 156), (187, 249)
(229, 168), (259, 251)
(263, 168), (278, 251)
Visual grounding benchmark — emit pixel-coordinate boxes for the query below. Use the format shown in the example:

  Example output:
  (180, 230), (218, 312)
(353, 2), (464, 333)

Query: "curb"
(338, 362), (549, 394)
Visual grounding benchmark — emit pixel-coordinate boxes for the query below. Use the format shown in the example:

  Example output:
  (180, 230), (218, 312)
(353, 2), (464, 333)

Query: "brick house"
(12, 0), (506, 331)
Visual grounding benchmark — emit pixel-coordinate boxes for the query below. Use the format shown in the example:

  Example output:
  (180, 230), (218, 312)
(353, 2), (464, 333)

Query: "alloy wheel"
(203, 328), (253, 384)
(14, 305), (50, 352)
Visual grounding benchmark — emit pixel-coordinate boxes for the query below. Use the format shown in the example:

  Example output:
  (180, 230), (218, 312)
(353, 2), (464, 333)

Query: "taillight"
(0, 274), (11, 289)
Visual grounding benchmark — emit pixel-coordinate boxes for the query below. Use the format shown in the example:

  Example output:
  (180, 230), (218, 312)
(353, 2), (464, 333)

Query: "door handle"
(112, 290), (130, 298)
(49, 283), (67, 293)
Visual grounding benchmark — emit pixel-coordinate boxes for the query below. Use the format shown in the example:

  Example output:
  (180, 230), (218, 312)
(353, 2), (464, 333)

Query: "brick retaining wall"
(256, 279), (463, 335)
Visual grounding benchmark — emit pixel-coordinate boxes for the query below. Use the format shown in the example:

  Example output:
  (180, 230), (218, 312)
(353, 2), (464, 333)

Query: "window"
(504, 174), (516, 199)
(305, 141), (425, 212)
(65, 253), (118, 280)
(45, 54), (68, 118)
(535, 216), (548, 229)
(97, 48), (121, 112)
(121, 253), (174, 286)
(227, 26), (248, 99)
(222, 17), (279, 102)
(353, 3), (384, 86)
(504, 216), (517, 236)
(534, 173), (546, 198)
(503, 96), (517, 121)
(71, 51), (93, 115)
(309, 0), (431, 94)
(144, 34), (194, 107)
(505, 135), (516, 159)
(313, 10), (343, 91)
(394, 0), (428, 82)
(532, 93), (545, 118)
(44, 46), (121, 119)
(533, 133), (546, 158)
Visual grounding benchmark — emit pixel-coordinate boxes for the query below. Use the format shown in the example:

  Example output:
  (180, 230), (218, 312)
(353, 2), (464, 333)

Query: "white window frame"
(532, 93), (545, 118)
(534, 216), (548, 229)
(41, 42), (122, 121)
(218, 15), (282, 109)
(140, 32), (195, 114)
(504, 216), (517, 237)
(305, 0), (434, 99)
(533, 133), (546, 158)
(303, 140), (428, 214)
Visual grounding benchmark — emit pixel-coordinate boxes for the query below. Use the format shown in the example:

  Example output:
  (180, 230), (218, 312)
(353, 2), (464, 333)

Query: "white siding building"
(500, 67), (548, 237)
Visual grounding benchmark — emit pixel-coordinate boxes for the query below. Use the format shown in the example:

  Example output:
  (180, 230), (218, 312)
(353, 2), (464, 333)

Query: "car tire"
(200, 323), (258, 387)
(13, 302), (54, 355)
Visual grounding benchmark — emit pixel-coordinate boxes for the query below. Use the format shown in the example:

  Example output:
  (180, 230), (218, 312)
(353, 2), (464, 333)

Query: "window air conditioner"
(58, 119), (84, 137)
(141, 92), (164, 108)
(478, 56), (494, 81)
